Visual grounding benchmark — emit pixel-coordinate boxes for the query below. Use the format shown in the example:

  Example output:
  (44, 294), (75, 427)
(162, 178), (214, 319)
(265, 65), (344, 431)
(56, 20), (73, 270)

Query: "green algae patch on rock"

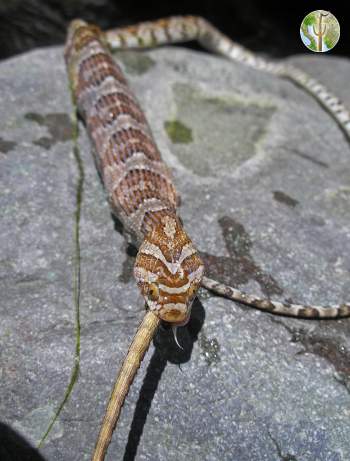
(164, 119), (193, 144)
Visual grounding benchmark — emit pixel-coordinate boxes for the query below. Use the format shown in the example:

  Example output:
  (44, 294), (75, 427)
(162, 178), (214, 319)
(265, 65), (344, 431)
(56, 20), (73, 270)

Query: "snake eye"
(148, 283), (159, 301)
(188, 284), (197, 299)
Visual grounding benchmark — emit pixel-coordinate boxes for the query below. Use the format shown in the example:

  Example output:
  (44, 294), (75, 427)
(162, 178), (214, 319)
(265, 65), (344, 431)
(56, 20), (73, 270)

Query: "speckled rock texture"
(1, 45), (350, 461)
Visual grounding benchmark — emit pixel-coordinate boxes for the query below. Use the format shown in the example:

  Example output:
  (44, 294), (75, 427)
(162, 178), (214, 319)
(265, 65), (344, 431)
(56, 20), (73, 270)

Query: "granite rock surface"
(0, 45), (350, 461)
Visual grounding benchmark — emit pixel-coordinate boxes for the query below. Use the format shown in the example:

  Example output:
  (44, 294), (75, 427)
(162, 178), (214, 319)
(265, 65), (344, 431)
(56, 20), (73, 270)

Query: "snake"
(64, 15), (350, 460)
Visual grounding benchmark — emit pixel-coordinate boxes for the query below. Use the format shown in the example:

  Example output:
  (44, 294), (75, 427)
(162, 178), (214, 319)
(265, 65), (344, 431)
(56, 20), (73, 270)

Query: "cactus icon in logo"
(300, 10), (340, 52)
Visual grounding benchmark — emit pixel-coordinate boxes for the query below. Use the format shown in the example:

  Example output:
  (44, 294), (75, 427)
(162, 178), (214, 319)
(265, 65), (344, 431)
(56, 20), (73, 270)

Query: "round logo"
(300, 10), (340, 52)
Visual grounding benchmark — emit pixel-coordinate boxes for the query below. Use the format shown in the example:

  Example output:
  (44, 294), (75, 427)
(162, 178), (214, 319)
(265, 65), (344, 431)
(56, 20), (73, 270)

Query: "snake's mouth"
(173, 312), (191, 327)
(158, 302), (192, 325)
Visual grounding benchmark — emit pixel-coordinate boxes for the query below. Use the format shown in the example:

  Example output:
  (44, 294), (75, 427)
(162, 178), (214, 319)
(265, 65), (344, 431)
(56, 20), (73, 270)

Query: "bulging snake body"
(64, 16), (350, 460)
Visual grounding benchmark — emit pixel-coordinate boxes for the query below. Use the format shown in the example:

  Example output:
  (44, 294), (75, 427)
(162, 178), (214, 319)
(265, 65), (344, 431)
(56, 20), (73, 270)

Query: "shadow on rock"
(123, 297), (205, 461)
(0, 422), (46, 461)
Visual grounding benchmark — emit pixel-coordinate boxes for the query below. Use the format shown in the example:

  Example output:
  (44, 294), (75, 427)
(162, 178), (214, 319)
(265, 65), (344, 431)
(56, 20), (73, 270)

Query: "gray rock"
(0, 44), (350, 461)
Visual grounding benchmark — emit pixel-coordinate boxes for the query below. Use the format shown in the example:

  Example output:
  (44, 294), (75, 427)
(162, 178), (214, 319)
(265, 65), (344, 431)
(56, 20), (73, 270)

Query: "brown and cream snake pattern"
(64, 16), (350, 460)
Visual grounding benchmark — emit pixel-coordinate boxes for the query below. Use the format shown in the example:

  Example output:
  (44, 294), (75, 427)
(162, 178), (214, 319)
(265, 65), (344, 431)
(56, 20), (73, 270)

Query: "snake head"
(134, 215), (204, 325)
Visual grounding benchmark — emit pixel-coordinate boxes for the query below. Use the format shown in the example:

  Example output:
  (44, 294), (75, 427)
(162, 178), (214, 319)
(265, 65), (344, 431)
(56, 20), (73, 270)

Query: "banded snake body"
(64, 16), (350, 460)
